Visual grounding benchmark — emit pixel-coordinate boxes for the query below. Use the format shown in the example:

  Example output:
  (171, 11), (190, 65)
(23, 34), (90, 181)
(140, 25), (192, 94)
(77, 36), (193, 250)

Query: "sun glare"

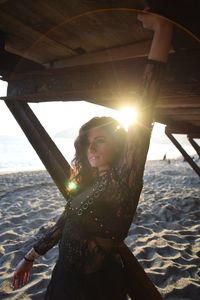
(116, 107), (138, 131)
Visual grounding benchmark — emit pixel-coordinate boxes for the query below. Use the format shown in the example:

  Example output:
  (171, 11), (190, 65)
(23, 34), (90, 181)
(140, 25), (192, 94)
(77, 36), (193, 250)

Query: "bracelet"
(24, 256), (34, 262)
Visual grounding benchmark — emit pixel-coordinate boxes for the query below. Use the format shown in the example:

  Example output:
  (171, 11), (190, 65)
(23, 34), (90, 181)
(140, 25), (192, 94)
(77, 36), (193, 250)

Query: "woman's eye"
(96, 138), (105, 143)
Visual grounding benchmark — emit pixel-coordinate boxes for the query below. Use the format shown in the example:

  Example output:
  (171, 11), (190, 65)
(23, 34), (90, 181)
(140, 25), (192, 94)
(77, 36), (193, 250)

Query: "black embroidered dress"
(33, 60), (166, 300)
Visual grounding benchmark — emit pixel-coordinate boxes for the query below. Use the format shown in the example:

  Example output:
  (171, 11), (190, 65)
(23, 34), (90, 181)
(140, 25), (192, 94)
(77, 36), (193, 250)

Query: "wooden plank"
(164, 123), (200, 134)
(52, 41), (152, 68)
(168, 115), (200, 121)
(4, 59), (145, 103)
(156, 108), (200, 115)
(0, 50), (45, 77)
(0, 9), (75, 63)
(189, 134), (200, 139)
(0, 1), (151, 64)
(157, 115), (200, 122)
(155, 116), (200, 129)
(157, 96), (200, 108)
(2, 49), (200, 104)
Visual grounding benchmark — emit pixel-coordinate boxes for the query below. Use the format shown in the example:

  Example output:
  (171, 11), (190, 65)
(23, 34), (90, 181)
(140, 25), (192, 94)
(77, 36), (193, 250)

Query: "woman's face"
(87, 126), (119, 172)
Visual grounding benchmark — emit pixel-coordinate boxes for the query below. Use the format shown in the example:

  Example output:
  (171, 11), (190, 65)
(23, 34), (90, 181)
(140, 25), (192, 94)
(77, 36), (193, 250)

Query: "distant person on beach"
(12, 13), (172, 300)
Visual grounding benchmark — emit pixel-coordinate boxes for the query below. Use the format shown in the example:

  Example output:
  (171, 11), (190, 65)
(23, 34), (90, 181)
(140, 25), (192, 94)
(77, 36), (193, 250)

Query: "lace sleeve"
(33, 204), (69, 255)
(117, 59), (166, 189)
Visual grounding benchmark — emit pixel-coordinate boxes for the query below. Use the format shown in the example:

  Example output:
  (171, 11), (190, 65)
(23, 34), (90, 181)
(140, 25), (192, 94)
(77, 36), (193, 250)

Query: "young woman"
(12, 13), (173, 299)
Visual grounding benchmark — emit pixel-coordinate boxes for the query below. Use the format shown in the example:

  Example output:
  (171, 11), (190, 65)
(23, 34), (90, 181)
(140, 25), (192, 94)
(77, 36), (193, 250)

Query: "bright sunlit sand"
(0, 160), (199, 299)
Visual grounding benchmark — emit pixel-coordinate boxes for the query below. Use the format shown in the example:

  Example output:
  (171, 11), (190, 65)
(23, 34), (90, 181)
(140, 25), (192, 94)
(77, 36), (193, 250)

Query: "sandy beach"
(0, 160), (199, 300)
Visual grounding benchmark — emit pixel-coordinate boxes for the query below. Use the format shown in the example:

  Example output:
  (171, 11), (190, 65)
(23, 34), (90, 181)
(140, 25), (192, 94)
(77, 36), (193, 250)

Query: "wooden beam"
(168, 115), (200, 121)
(165, 128), (200, 177)
(156, 108), (200, 115)
(118, 243), (163, 300)
(157, 96), (200, 109)
(5, 100), (71, 199)
(52, 41), (152, 68)
(3, 59), (145, 104)
(154, 115), (200, 129)
(164, 123), (200, 135)
(0, 50), (44, 77)
(1, 58), (199, 104)
(188, 134), (200, 139)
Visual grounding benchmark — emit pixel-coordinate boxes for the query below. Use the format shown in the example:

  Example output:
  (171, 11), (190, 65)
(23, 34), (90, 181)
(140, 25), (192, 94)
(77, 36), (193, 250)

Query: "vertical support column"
(165, 127), (200, 177)
(187, 135), (200, 159)
(5, 100), (71, 199)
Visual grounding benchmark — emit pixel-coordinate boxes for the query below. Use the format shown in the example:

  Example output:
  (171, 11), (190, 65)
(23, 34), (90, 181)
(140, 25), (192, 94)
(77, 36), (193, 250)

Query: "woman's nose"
(88, 142), (96, 153)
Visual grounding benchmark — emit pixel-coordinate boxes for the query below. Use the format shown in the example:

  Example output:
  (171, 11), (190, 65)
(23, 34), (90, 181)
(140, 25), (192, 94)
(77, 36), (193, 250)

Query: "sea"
(0, 135), (75, 173)
(0, 134), (198, 174)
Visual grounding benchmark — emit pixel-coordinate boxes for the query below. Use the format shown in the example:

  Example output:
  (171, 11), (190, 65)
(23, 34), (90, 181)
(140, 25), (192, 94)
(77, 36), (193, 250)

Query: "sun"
(115, 106), (138, 131)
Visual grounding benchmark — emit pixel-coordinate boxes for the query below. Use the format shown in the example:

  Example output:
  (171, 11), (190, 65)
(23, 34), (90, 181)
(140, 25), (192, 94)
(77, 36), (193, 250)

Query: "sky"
(0, 79), (197, 161)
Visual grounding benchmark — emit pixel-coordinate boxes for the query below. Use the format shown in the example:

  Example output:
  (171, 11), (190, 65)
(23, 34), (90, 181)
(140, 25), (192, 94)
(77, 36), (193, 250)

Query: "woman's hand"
(137, 11), (171, 32)
(137, 11), (173, 63)
(12, 258), (33, 289)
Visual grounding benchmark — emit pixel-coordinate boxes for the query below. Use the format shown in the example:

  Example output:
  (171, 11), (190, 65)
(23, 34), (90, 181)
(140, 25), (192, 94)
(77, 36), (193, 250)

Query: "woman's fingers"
(12, 272), (29, 289)
(137, 13), (146, 21)
(23, 272), (29, 286)
(12, 259), (33, 290)
(19, 274), (25, 289)
(137, 12), (153, 29)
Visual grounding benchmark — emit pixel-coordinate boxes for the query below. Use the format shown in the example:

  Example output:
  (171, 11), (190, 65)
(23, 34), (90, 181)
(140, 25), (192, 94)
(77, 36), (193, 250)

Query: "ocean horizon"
(0, 135), (75, 173)
(0, 135), (197, 174)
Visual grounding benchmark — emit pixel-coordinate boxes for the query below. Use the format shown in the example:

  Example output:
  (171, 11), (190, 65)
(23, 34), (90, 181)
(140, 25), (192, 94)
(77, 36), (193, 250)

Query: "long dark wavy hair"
(71, 116), (126, 191)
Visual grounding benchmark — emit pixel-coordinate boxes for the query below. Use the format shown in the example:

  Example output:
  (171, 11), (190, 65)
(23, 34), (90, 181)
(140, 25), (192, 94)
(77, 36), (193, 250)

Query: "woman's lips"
(89, 155), (98, 161)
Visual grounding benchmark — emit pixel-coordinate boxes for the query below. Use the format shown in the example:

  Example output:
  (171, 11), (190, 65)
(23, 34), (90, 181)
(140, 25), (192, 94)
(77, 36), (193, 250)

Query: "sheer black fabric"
(33, 59), (166, 299)
(44, 259), (127, 300)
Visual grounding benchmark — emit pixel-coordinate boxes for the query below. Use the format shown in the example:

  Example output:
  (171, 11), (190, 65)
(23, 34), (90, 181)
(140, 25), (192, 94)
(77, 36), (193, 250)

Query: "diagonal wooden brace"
(5, 100), (71, 199)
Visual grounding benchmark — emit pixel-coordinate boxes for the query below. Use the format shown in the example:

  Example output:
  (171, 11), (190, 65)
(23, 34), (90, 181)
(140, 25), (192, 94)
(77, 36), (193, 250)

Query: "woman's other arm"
(12, 203), (69, 289)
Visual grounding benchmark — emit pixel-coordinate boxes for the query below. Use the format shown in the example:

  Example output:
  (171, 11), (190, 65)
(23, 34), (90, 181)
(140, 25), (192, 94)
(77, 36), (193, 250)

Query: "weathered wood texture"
(0, 0), (200, 134)
(0, 1), (149, 64)
(0, 0), (199, 67)
(2, 51), (200, 132)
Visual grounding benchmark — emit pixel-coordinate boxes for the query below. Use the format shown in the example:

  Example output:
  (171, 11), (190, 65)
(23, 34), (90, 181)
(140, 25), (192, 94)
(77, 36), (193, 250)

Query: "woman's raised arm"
(117, 13), (173, 190)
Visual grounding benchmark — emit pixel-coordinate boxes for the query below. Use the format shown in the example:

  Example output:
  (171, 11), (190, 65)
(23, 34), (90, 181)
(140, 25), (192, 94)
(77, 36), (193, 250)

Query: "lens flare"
(116, 106), (138, 131)
(66, 180), (78, 192)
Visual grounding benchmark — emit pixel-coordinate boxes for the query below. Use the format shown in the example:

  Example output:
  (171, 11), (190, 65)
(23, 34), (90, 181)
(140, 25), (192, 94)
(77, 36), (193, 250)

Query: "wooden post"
(119, 243), (163, 300)
(5, 100), (71, 199)
(165, 127), (200, 177)
(187, 135), (200, 159)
